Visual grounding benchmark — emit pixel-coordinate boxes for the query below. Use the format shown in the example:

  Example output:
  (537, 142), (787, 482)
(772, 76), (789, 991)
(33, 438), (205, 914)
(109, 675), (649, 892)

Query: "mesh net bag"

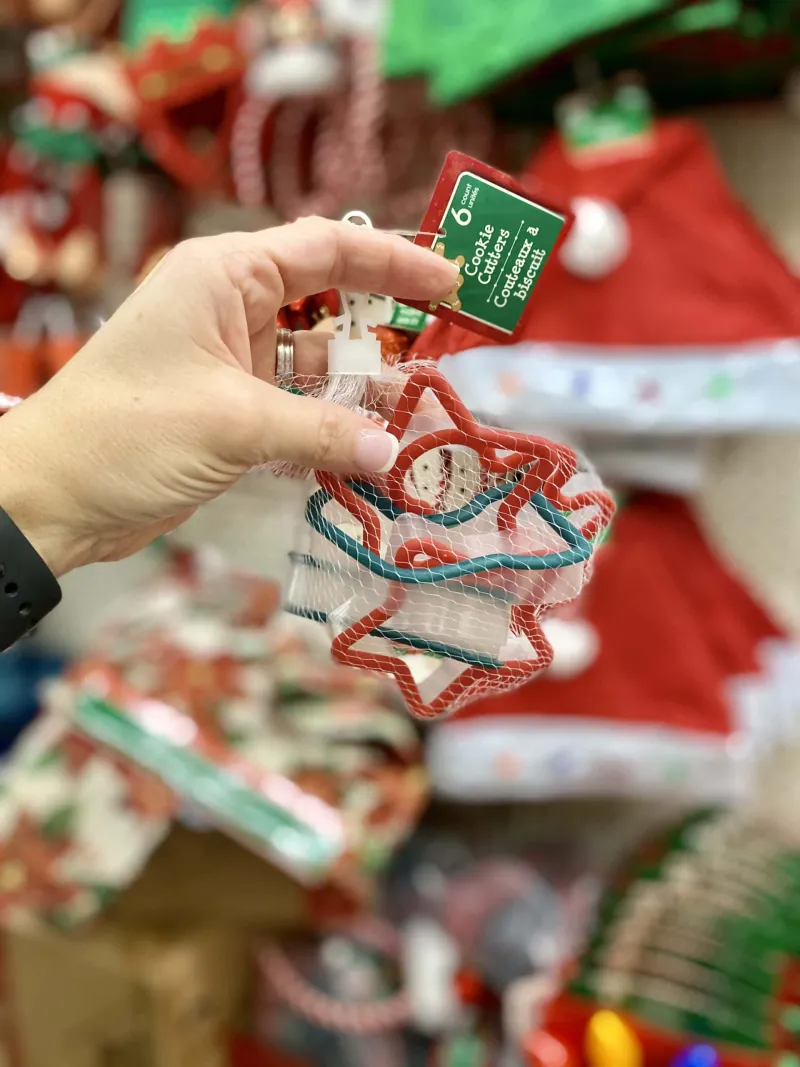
(283, 350), (615, 721)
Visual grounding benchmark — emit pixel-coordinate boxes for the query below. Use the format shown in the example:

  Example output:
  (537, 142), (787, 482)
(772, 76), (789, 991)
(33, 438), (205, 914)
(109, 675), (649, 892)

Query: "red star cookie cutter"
(311, 366), (614, 719)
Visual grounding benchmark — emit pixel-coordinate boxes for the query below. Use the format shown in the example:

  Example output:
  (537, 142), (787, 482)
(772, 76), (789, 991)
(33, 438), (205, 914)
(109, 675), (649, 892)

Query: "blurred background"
(2, 1), (800, 1065)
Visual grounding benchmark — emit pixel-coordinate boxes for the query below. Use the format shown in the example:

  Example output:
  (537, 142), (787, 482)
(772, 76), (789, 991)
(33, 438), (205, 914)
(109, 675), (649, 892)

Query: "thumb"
(254, 382), (400, 474)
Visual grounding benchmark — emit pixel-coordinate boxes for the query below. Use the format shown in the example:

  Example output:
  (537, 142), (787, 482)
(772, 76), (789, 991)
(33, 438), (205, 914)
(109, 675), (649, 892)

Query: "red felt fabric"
(411, 120), (800, 362)
(451, 494), (782, 737)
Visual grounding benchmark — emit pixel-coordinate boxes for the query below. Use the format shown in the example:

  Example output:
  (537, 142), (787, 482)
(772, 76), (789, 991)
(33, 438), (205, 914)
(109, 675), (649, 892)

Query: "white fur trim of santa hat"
(34, 51), (139, 125)
(436, 339), (800, 436)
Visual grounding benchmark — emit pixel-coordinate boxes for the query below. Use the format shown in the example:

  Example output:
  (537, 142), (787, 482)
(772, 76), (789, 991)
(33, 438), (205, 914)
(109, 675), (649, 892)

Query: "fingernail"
(355, 429), (399, 473)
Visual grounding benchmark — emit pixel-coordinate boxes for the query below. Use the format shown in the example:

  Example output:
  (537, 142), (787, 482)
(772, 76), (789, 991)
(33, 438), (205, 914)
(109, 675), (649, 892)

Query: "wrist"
(0, 484), (74, 579)
(0, 418), (90, 579)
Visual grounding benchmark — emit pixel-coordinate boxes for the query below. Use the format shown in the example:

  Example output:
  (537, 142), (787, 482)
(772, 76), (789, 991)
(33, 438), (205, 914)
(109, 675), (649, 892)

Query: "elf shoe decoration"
(123, 18), (245, 192)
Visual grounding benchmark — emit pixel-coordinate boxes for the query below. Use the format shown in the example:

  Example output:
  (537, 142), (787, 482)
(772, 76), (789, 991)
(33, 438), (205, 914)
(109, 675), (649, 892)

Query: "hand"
(0, 219), (459, 577)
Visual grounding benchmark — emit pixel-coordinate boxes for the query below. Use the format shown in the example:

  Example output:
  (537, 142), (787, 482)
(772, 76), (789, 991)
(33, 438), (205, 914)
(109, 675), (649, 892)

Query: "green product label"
(436, 171), (565, 337)
(390, 303), (430, 332)
(75, 695), (345, 882)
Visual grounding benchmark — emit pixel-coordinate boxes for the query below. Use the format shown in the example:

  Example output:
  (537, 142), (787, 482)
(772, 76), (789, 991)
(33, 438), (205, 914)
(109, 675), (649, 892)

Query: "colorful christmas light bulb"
(670, 1047), (721, 1067)
(585, 1011), (642, 1067)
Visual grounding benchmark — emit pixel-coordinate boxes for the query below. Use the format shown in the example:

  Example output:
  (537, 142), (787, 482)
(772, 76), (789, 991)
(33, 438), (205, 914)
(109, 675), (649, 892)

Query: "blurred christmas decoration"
(585, 1010), (643, 1067)
(255, 929), (412, 1067)
(2, 7), (800, 1067)
(232, 0), (386, 216)
(383, 0), (683, 106)
(534, 808), (800, 1067)
(231, 3), (495, 225)
(0, 551), (427, 928)
(121, 0), (245, 192)
(426, 493), (800, 802)
(671, 1046), (722, 1067)
(469, 1), (800, 120)
(247, 829), (593, 1067)
(412, 117), (800, 435)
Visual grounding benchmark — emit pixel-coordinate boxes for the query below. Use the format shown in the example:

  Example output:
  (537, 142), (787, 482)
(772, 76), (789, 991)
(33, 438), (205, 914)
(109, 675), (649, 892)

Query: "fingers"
(252, 380), (400, 474)
(366, 369), (451, 426)
(243, 219), (460, 305)
(250, 328), (333, 383)
(152, 223), (457, 376)
(293, 330), (335, 377)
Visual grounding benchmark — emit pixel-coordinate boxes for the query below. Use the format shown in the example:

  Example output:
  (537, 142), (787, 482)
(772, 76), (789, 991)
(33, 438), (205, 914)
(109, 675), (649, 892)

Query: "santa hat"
(411, 119), (800, 435)
(425, 493), (792, 804)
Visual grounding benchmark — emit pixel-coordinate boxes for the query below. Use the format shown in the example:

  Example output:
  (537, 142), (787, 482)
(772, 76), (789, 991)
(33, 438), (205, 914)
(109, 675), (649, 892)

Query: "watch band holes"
(5, 582), (18, 598)
(18, 603), (31, 618)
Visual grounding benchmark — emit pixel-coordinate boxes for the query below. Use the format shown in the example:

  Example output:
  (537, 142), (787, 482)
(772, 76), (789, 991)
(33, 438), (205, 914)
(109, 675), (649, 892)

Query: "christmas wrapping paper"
(0, 562), (427, 928)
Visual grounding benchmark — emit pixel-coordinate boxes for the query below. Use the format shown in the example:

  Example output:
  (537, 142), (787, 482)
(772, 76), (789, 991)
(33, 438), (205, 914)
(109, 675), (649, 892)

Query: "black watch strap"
(0, 507), (62, 650)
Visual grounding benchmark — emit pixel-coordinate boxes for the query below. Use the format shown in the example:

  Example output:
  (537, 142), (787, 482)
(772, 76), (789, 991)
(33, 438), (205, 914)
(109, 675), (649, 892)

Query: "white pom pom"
(559, 197), (630, 279)
(25, 27), (75, 72)
(246, 43), (341, 98)
(541, 616), (599, 679)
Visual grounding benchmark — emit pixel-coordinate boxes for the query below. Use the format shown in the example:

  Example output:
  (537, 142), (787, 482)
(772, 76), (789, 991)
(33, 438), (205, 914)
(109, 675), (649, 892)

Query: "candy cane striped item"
(232, 24), (494, 225)
(231, 95), (273, 208)
(259, 939), (411, 1033)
